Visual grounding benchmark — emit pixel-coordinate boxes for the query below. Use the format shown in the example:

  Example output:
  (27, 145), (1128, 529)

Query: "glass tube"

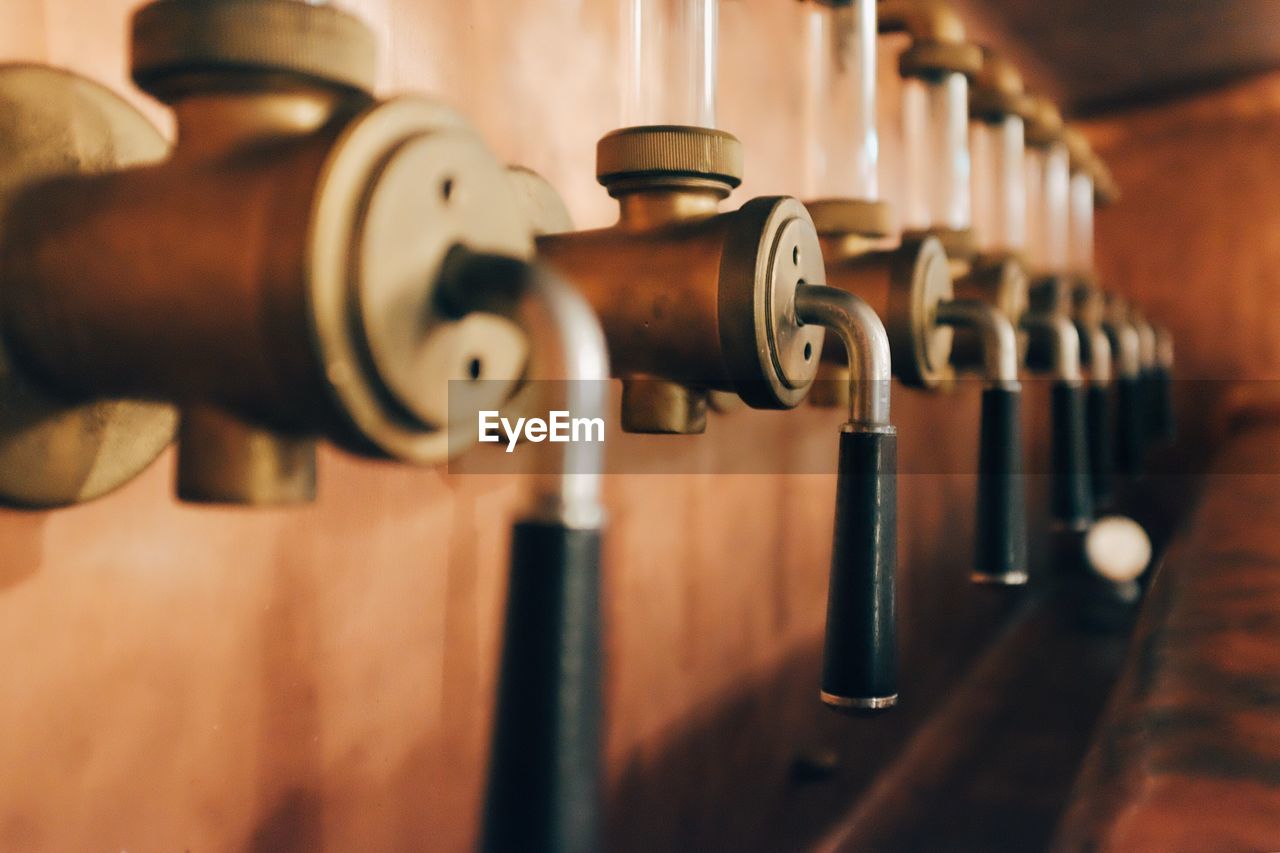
(1025, 141), (1070, 272)
(1069, 170), (1095, 274)
(622, 0), (718, 128)
(970, 115), (1026, 254)
(803, 0), (878, 199)
(901, 73), (972, 232)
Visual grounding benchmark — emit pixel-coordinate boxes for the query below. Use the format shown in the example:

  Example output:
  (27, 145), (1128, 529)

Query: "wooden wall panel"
(1086, 72), (1280, 466)
(0, 2), (1063, 850)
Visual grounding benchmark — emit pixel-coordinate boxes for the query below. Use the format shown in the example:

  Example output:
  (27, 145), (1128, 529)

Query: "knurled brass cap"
(1092, 156), (1121, 206)
(899, 40), (983, 79)
(1025, 96), (1065, 147)
(970, 48), (1035, 121)
(1064, 126), (1093, 174)
(597, 125), (743, 194)
(131, 0), (378, 100)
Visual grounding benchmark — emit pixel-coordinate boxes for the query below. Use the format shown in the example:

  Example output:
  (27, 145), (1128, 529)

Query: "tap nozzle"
(481, 260), (609, 853)
(1102, 302), (1145, 475)
(936, 299), (1028, 585)
(795, 283), (898, 712)
(1023, 311), (1095, 530)
(1150, 326), (1176, 445)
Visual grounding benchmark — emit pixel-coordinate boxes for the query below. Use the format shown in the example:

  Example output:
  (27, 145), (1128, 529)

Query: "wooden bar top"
(1054, 424), (1280, 852)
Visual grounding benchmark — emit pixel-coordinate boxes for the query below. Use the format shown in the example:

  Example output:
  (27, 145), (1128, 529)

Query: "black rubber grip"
(483, 521), (602, 853)
(1147, 365), (1175, 445)
(1116, 374), (1146, 475)
(1087, 384), (1115, 509)
(974, 384), (1028, 584)
(1050, 381), (1093, 530)
(821, 427), (898, 711)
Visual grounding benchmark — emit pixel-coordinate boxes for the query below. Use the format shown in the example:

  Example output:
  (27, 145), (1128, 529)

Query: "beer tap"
(0, 0), (544, 505)
(1016, 101), (1101, 531)
(472, 261), (610, 853)
(859, 0), (1028, 584)
(530, 0), (901, 712)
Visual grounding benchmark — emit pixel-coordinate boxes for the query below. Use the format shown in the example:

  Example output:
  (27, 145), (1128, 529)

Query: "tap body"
(0, 0), (538, 504)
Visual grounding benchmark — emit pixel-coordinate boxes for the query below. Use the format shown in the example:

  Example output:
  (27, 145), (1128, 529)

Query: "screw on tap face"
(308, 97), (537, 464)
(720, 197), (828, 410)
(886, 233), (955, 389)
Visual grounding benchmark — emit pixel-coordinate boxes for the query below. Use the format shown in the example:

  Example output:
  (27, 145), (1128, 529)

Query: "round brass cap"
(131, 0), (378, 99)
(899, 40), (983, 79)
(1092, 157), (1121, 206)
(970, 48), (1036, 121)
(807, 198), (892, 240)
(597, 125), (743, 194)
(1064, 126), (1094, 174)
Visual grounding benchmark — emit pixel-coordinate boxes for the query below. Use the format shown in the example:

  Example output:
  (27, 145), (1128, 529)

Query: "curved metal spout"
(794, 284), (892, 427)
(795, 283), (898, 712)
(515, 266), (610, 528)
(1133, 317), (1158, 375)
(1085, 326), (1113, 385)
(935, 299), (1028, 583)
(1103, 319), (1142, 380)
(1082, 325), (1116, 507)
(936, 299), (1019, 385)
(455, 256), (609, 853)
(1021, 311), (1083, 383)
(1103, 318), (1146, 474)
(1023, 312), (1097, 529)
(1156, 326), (1175, 371)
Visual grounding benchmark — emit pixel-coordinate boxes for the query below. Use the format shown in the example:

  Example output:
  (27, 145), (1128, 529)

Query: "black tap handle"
(1087, 383), (1115, 508)
(973, 384), (1028, 585)
(483, 521), (602, 853)
(1050, 380), (1094, 530)
(821, 426), (898, 712)
(1116, 374), (1146, 475)
(1147, 365), (1176, 445)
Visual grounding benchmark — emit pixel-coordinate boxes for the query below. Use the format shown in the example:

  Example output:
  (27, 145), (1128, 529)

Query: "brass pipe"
(1104, 320), (1143, 380)
(532, 125), (826, 433)
(937, 299), (1028, 583)
(482, 260), (609, 853)
(794, 284), (892, 427)
(1150, 325), (1177, 444)
(936, 299), (1019, 386)
(1021, 312), (1084, 383)
(1085, 326), (1114, 385)
(513, 266), (610, 529)
(796, 283), (899, 713)
(0, 0), (540, 505)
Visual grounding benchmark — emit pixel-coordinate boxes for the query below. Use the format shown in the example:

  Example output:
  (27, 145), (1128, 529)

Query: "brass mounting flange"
(886, 234), (955, 388)
(822, 233), (954, 391)
(0, 66), (177, 508)
(952, 253), (1030, 369)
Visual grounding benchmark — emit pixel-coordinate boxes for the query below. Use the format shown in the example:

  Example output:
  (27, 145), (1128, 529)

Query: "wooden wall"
(1087, 72), (1280, 467)
(0, 2), (1070, 850)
